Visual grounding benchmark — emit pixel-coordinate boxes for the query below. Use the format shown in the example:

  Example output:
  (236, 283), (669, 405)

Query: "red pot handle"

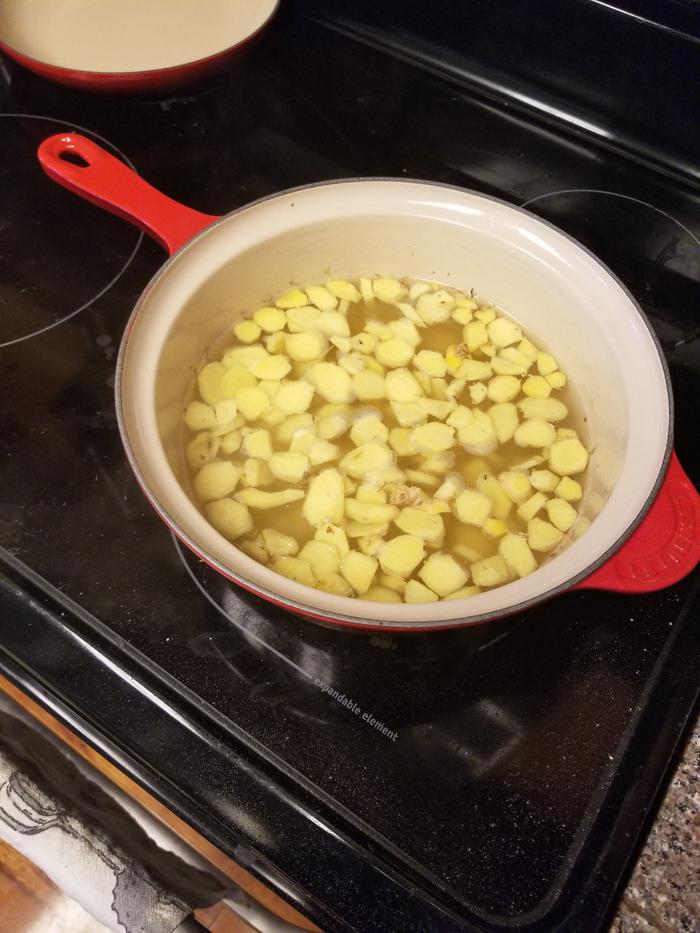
(37, 133), (219, 254)
(575, 451), (700, 593)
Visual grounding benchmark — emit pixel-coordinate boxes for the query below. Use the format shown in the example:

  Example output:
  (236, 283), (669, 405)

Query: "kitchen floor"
(0, 838), (257, 933)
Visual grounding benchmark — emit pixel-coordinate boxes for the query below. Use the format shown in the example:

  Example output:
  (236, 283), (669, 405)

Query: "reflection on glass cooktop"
(0, 10), (698, 926)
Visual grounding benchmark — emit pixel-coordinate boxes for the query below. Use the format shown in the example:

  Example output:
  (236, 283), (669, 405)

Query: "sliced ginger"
(184, 276), (590, 604)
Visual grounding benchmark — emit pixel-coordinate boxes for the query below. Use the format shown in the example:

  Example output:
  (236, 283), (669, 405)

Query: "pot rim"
(115, 177), (674, 632)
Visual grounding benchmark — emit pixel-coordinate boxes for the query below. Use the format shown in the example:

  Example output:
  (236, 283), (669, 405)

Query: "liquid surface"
(182, 277), (590, 605)
(0, 0), (276, 72)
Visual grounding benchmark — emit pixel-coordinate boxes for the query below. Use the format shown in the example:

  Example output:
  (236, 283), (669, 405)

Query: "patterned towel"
(0, 692), (231, 932)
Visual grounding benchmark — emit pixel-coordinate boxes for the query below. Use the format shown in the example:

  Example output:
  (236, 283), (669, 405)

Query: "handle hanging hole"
(59, 150), (90, 168)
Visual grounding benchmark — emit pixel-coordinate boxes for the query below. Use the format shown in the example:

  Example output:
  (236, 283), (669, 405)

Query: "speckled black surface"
(0, 4), (698, 932)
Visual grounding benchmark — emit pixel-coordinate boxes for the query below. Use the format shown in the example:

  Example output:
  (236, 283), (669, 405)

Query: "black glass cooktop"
(0, 5), (698, 932)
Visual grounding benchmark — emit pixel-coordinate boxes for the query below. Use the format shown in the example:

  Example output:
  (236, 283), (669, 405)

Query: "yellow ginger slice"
(455, 488), (492, 526)
(517, 492), (547, 522)
(487, 375), (521, 403)
(352, 369), (386, 400)
(555, 476), (583, 501)
(404, 580), (439, 603)
(285, 332), (326, 362)
(305, 285), (338, 311)
(487, 317), (522, 347)
(314, 522), (350, 556)
(395, 507), (445, 545)
(483, 518), (508, 538)
(243, 459), (274, 488)
(239, 539), (268, 563)
(518, 397), (568, 421)
(498, 470), (532, 503)
(522, 375), (552, 398)
(197, 362), (227, 406)
(307, 362), (353, 404)
(265, 331), (286, 353)
(184, 401), (217, 431)
(372, 277), (407, 304)
(254, 306), (287, 332)
(527, 517), (564, 552)
(389, 427), (420, 457)
(475, 305), (497, 324)
(309, 440), (340, 466)
(546, 371), (567, 389)
(340, 442), (394, 478)
(274, 289), (307, 310)
(298, 540), (341, 577)
(269, 451), (309, 484)
(488, 403), (519, 443)
(274, 380), (315, 414)
(272, 556), (316, 587)
(220, 365), (256, 398)
(391, 401), (427, 427)
(235, 386), (271, 421)
(414, 350), (447, 377)
(340, 551), (378, 595)
(317, 311), (351, 338)
(365, 586), (402, 603)
(546, 497), (578, 532)
(464, 320), (488, 352)
(412, 422), (455, 454)
(235, 488), (304, 509)
(458, 410), (498, 456)
(379, 535), (426, 577)
(327, 279), (361, 302)
(442, 585), (482, 600)
(469, 382), (487, 405)
(549, 437), (589, 475)
(350, 414), (389, 446)
(529, 469), (559, 492)
(375, 338), (414, 369)
(498, 534), (537, 577)
(193, 460), (240, 503)
(476, 472), (512, 519)
(419, 553), (468, 596)
(471, 555), (510, 587)
(345, 499), (399, 525)
(233, 320), (261, 344)
(388, 319), (422, 346)
(242, 429), (273, 460)
(435, 472), (465, 501)
(222, 344), (268, 369)
(286, 306), (321, 332)
(513, 418), (556, 448)
(260, 528), (299, 558)
(492, 354), (529, 376)
(458, 359), (492, 382)
(204, 499), (253, 541)
(536, 351), (558, 376)
(416, 290), (456, 323)
(385, 368), (423, 402)
(186, 432), (213, 470)
(303, 468), (345, 525)
(356, 485), (387, 504)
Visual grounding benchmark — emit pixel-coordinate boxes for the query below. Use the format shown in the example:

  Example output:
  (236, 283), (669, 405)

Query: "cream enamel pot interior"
(37, 133), (700, 633)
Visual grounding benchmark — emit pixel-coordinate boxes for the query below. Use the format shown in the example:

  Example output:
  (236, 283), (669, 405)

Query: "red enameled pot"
(36, 133), (700, 632)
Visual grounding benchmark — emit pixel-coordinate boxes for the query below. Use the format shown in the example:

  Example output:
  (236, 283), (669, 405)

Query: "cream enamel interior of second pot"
(119, 181), (670, 625)
(0, 0), (276, 72)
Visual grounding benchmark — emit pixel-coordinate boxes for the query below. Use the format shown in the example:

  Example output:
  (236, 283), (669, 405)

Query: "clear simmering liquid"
(182, 277), (590, 604)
